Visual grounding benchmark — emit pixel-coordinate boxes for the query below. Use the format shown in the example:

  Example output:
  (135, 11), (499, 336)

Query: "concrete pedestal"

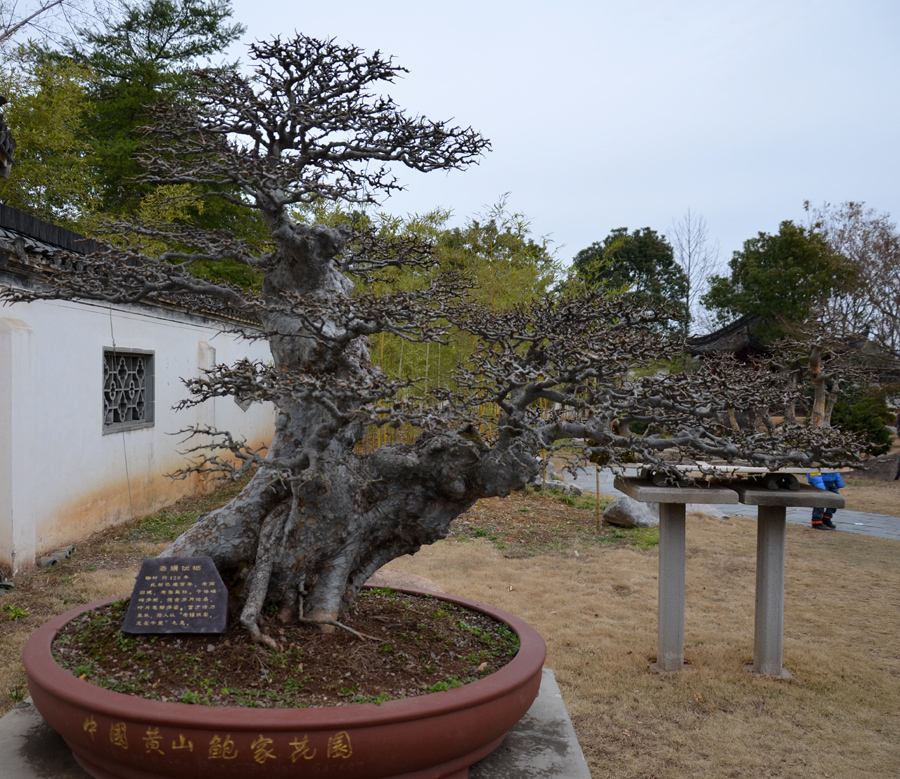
(657, 503), (686, 671)
(616, 477), (847, 677)
(734, 484), (845, 677)
(753, 505), (788, 676)
(614, 478), (739, 673)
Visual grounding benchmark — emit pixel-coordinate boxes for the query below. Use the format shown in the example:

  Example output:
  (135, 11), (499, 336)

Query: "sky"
(229, 0), (900, 272)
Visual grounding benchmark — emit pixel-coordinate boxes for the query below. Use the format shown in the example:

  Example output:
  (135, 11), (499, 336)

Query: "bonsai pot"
(22, 587), (545, 779)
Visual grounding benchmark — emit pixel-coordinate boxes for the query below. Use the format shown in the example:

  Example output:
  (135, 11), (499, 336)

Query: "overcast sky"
(229, 0), (900, 271)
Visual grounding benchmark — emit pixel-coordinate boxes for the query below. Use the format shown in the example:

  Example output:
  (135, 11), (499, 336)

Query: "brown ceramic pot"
(23, 587), (545, 779)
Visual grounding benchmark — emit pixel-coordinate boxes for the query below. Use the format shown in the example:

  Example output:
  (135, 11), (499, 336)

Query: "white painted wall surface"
(0, 298), (274, 572)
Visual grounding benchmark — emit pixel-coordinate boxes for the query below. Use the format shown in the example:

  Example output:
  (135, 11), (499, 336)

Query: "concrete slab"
(614, 476), (739, 504)
(734, 483), (846, 508)
(472, 668), (591, 778)
(0, 668), (590, 779)
(0, 701), (87, 779)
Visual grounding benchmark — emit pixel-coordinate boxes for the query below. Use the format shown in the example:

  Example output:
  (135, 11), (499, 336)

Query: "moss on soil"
(52, 590), (519, 708)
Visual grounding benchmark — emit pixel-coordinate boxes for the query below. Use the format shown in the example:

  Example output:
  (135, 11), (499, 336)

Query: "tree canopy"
(569, 227), (688, 328)
(0, 51), (97, 223)
(0, 0), (244, 223)
(72, 0), (244, 213)
(806, 200), (900, 360)
(702, 220), (856, 339)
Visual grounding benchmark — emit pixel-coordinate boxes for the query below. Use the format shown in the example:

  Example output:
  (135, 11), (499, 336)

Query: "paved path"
(561, 467), (900, 541)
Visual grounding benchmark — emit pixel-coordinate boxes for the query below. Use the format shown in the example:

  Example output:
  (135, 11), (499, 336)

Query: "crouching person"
(807, 471), (845, 530)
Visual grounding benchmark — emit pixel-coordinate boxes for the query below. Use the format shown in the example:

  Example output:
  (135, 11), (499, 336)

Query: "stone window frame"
(102, 347), (155, 434)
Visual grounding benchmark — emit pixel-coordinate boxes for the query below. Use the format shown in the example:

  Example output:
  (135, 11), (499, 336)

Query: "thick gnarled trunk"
(166, 432), (534, 640)
(164, 220), (540, 641)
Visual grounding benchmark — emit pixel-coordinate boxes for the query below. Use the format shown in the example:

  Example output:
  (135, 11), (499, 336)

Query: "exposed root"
(244, 618), (280, 651)
(238, 502), (291, 651)
(297, 616), (380, 641)
(258, 634), (280, 651)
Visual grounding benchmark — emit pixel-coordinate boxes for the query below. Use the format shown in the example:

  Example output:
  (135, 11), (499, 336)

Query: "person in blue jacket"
(807, 471), (845, 530)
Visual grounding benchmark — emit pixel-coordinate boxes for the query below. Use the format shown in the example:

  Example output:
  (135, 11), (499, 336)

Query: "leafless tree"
(2, 35), (861, 645)
(771, 326), (872, 428)
(0, 0), (115, 52)
(670, 208), (718, 333)
(806, 200), (900, 361)
(1, 0), (64, 44)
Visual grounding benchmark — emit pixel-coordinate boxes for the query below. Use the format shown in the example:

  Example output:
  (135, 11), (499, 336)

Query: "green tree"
(1, 1), (243, 224)
(285, 202), (558, 397)
(831, 388), (892, 455)
(367, 204), (559, 394)
(703, 220), (856, 338)
(438, 200), (558, 309)
(0, 52), (98, 224)
(569, 227), (688, 328)
(72, 0), (244, 213)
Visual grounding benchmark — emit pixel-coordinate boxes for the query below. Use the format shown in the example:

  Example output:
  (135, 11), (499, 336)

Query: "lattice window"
(103, 349), (154, 432)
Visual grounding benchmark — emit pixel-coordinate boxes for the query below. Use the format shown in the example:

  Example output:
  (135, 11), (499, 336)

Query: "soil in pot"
(51, 588), (521, 708)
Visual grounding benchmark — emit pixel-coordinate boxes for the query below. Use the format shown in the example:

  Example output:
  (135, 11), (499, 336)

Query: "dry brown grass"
(1, 486), (898, 778)
(842, 477), (900, 516)
(386, 501), (900, 778)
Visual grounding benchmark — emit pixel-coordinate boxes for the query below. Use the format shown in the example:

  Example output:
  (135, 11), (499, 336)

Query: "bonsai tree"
(2, 35), (859, 646)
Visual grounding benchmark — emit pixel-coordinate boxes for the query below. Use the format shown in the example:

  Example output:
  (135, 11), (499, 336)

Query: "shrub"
(831, 390), (892, 455)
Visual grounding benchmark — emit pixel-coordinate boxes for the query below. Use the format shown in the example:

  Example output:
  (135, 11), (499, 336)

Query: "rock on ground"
(603, 497), (659, 528)
(851, 453), (899, 481)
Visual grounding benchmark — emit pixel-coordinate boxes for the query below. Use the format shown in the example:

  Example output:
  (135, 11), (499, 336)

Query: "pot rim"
(23, 586), (546, 730)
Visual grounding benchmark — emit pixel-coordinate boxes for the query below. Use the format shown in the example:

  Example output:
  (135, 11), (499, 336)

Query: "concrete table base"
(614, 478), (740, 673)
(753, 506), (789, 677)
(656, 503), (687, 672)
(734, 484), (845, 678)
(0, 669), (591, 779)
(613, 477), (848, 677)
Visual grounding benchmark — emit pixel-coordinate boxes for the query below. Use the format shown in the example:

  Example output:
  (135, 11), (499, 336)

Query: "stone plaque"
(122, 556), (227, 634)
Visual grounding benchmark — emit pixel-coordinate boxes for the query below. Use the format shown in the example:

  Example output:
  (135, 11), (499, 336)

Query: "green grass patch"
(2, 603), (28, 621)
(600, 526), (660, 550)
(534, 485), (612, 512)
(123, 510), (199, 543)
(178, 689), (211, 705)
(118, 478), (249, 544)
(366, 587), (397, 598)
(7, 685), (26, 703)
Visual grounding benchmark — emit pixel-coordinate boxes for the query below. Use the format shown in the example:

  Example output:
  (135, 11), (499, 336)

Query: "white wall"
(0, 297), (274, 573)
